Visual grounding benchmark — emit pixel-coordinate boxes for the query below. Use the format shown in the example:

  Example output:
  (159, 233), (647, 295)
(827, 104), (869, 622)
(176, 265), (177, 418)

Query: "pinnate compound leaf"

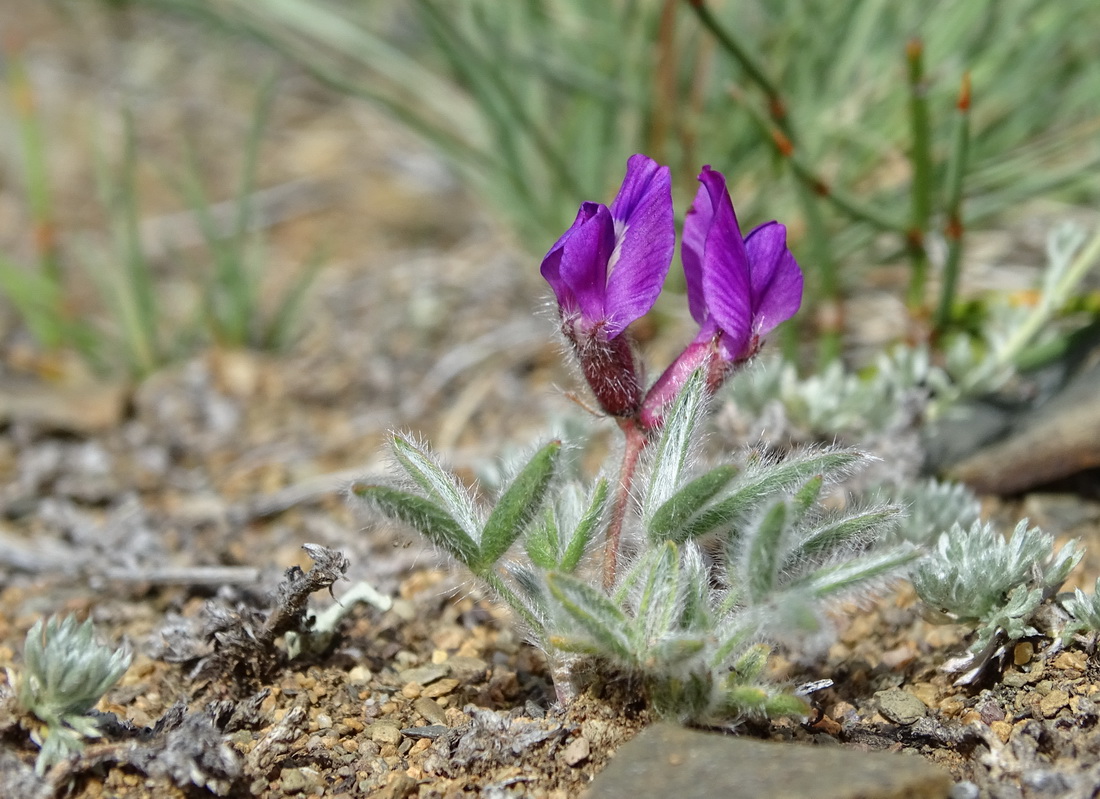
(648, 465), (738, 544)
(678, 450), (861, 542)
(390, 435), (480, 537)
(354, 483), (479, 567)
(476, 440), (561, 570)
(547, 573), (633, 663)
(642, 370), (706, 523)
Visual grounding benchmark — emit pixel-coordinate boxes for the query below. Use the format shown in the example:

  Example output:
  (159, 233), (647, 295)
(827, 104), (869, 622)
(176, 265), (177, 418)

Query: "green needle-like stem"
(934, 73), (972, 332)
(686, 1), (791, 138)
(905, 38), (933, 312)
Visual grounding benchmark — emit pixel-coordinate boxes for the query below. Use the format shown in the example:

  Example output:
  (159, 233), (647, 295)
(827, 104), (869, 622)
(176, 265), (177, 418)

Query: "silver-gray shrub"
(912, 519), (1081, 657)
(15, 615), (132, 774)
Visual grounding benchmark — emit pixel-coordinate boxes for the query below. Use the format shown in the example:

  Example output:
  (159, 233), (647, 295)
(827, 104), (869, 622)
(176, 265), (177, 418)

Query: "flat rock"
(399, 664), (449, 686)
(942, 358), (1100, 495)
(875, 688), (928, 725)
(0, 379), (127, 434)
(587, 723), (952, 799)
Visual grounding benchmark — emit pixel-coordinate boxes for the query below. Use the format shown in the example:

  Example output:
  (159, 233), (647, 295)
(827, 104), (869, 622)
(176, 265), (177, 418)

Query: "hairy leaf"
(634, 542), (683, 648)
(390, 435), (480, 537)
(548, 572), (633, 663)
(745, 502), (788, 603)
(523, 507), (560, 570)
(477, 440), (561, 570)
(642, 370), (706, 522)
(560, 478), (608, 573)
(648, 465), (739, 544)
(793, 546), (917, 598)
(354, 483), (479, 566)
(785, 506), (899, 569)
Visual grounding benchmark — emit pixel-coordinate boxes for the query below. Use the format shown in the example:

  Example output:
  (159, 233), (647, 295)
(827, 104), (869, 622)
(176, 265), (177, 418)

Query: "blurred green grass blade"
(0, 255), (66, 350)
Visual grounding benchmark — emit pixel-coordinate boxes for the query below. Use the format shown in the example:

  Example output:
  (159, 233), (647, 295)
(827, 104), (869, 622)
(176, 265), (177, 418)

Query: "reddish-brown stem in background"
(602, 417), (649, 590)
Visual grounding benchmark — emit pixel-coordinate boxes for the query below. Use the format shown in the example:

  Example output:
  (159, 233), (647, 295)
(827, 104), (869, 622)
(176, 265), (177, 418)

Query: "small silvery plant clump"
(723, 222), (1100, 447)
(880, 478), (982, 546)
(14, 615), (132, 774)
(1059, 579), (1100, 646)
(354, 155), (915, 722)
(911, 519), (1081, 681)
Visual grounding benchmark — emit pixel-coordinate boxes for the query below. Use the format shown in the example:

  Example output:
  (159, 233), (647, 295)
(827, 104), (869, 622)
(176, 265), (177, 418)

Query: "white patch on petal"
(605, 219), (629, 284)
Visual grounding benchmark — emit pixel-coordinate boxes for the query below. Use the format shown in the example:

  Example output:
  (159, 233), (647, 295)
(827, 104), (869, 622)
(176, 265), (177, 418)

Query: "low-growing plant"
(881, 478), (982, 547)
(354, 156), (916, 722)
(912, 519), (1081, 681)
(12, 615), (132, 774)
(722, 221), (1100, 448)
(1060, 578), (1100, 647)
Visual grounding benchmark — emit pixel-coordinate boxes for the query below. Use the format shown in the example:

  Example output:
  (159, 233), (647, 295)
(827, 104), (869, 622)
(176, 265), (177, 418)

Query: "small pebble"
(399, 664), (448, 686)
(989, 721), (1013, 743)
(1039, 689), (1070, 718)
(369, 721), (402, 745)
(446, 655), (489, 680)
(401, 725), (447, 740)
(422, 678), (460, 698)
(1013, 642), (1034, 666)
(413, 697), (448, 726)
(1053, 651), (1087, 671)
(347, 665), (372, 684)
(875, 689), (927, 725)
(561, 735), (590, 767)
(280, 767), (322, 794)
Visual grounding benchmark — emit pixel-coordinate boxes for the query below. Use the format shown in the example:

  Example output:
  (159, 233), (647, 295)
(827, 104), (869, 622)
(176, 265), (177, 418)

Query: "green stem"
(686, 0), (791, 137)
(9, 55), (60, 288)
(791, 177), (841, 363)
(732, 88), (904, 234)
(934, 73), (972, 332)
(603, 419), (649, 590)
(905, 38), (933, 311)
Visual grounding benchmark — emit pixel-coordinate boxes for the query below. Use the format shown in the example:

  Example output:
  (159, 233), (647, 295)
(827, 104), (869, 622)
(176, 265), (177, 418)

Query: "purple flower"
(639, 165), (802, 428)
(682, 165), (803, 363)
(540, 154), (675, 417)
(540, 154), (675, 339)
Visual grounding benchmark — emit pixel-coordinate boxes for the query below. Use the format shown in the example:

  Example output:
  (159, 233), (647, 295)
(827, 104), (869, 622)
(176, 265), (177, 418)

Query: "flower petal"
(681, 180), (713, 326)
(603, 154), (675, 337)
(744, 221), (803, 337)
(697, 167), (753, 358)
(559, 202), (617, 326)
(540, 209), (584, 311)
